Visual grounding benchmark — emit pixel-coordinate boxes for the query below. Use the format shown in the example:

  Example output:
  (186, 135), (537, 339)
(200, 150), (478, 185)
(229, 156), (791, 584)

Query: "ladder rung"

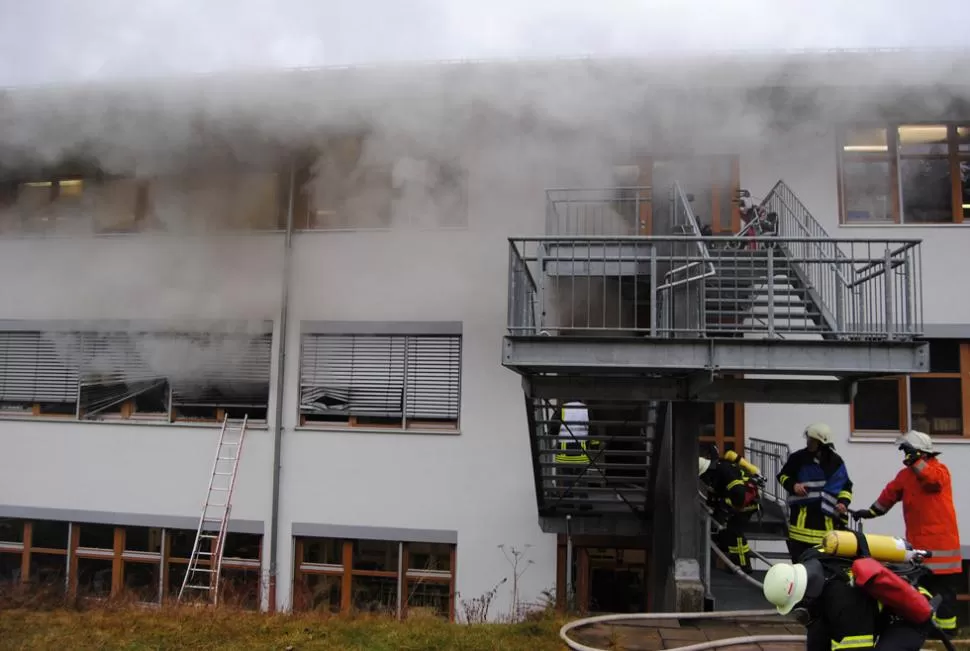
(200, 534), (219, 539)
(213, 472), (234, 476)
(190, 568), (215, 573)
(217, 457), (237, 461)
(186, 585), (213, 590)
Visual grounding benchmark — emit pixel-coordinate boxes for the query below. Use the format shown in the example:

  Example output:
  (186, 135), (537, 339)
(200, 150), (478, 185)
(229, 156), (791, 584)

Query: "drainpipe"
(565, 514), (573, 611)
(268, 164), (295, 611)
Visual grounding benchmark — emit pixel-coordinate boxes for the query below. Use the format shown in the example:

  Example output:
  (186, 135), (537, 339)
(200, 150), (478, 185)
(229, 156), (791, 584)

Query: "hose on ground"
(559, 609), (805, 651)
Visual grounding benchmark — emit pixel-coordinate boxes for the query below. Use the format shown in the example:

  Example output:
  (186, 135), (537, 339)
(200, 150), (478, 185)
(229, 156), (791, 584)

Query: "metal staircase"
(702, 438), (792, 611)
(178, 415), (248, 605)
(704, 248), (828, 337)
(505, 178), (927, 610)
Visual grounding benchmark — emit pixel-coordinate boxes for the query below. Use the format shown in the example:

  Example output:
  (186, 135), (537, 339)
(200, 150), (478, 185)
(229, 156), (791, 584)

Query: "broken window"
(299, 331), (461, 430)
(302, 133), (395, 230)
(0, 323), (272, 424)
(390, 156), (468, 228)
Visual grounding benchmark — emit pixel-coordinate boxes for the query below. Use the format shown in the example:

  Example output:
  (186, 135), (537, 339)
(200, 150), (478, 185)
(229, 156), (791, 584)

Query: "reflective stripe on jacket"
(555, 404), (599, 464)
(868, 457), (961, 575)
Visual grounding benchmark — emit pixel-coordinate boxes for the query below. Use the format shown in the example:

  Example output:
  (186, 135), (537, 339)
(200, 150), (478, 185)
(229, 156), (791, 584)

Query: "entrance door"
(640, 156), (740, 235)
(557, 539), (649, 613)
(586, 547), (647, 613)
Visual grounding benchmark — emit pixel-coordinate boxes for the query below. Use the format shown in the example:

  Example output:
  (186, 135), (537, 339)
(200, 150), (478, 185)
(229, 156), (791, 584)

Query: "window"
(390, 156), (468, 228)
(166, 529), (261, 608)
(299, 134), (394, 230)
(851, 339), (970, 437)
(0, 518), (262, 607)
(839, 124), (970, 224)
(0, 324), (272, 424)
(296, 135), (468, 231)
(299, 331), (462, 430)
(146, 171), (282, 232)
(293, 537), (456, 620)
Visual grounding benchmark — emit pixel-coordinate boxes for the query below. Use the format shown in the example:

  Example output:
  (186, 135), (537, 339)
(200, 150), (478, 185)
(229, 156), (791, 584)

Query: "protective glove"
(851, 509), (875, 520)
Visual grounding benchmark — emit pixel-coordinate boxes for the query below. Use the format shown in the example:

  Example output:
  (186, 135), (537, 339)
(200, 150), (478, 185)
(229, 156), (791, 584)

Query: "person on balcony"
(853, 431), (961, 637)
(777, 423), (854, 561)
(698, 452), (763, 573)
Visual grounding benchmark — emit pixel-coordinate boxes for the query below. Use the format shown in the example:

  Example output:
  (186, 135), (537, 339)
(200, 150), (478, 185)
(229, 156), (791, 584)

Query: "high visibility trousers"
(716, 510), (754, 571)
(919, 572), (961, 635)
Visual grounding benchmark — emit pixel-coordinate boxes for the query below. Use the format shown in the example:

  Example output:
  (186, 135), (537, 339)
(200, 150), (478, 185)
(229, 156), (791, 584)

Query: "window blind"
(300, 333), (461, 424)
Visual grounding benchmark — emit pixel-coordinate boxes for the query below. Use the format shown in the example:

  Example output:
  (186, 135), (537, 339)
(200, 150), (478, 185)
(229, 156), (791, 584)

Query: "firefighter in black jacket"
(763, 547), (931, 651)
(777, 423), (855, 562)
(699, 454), (761, 572)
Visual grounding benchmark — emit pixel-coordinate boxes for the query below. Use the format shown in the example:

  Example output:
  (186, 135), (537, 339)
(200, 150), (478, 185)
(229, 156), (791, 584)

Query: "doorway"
(637, 156), (740, 235)
(557, 536), (650, 613)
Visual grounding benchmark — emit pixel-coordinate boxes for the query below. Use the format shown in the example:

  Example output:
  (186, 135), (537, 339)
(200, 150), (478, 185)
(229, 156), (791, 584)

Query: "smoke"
(0, 1), (967, 349)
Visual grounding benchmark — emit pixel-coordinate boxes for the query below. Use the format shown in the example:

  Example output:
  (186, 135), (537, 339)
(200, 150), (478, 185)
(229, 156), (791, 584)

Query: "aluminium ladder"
(178, 415), (248, 606)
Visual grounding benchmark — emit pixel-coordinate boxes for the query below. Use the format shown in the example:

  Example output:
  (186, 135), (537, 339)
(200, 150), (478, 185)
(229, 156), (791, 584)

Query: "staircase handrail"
(656, 182), (716, 334)
(762, 180), (852, 332)
(660, 182), (716, 287)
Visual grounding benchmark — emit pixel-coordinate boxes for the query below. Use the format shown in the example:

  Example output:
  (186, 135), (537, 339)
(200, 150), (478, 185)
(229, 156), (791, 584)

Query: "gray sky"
(0, 0), (965, 87)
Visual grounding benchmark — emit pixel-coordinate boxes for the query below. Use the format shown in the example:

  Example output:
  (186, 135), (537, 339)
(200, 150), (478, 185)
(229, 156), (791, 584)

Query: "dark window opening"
(78, 524), (115, 550)
(852, 379), (901, 432)
(31, 520), (69, 550)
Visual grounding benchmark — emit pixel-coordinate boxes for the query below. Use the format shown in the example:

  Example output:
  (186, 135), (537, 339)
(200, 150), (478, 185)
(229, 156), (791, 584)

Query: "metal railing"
(762, 181), (924, 339)
(657, 182), (716, 335)
(744, 438), (791, 516)
(545, 187), (650, 236)
(506, 235), (923, 340)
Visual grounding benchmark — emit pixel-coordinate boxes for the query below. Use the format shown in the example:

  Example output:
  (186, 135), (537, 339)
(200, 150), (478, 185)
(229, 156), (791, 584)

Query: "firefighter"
(698, 454), (762, 573)
(853, 430), (961, 637)
(552, 400), (601, 504)
(777, 422), (854, 562)
(763, 549), (932, 651)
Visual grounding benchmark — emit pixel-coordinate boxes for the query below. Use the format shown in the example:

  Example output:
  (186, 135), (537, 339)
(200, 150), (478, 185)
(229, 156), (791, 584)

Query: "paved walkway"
(570, 615), (805, 651)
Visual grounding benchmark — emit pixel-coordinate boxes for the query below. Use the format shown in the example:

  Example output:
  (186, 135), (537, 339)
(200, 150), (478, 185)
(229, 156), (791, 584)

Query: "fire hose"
(559, 498), (960, 651)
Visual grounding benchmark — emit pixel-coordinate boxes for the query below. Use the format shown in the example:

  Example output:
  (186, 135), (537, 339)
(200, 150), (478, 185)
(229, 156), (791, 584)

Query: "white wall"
(741, 129), (970, 544)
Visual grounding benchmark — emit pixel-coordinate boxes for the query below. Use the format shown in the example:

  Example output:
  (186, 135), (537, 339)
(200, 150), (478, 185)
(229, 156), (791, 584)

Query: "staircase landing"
(508, 336), (928, 403)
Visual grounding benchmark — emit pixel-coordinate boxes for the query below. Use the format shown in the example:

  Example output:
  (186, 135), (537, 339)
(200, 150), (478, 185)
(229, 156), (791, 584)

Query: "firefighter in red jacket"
(854, 430), (962, 636)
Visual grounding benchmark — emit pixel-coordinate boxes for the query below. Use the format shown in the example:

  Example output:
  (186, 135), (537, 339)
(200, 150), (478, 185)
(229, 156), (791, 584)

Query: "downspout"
(268, 164), (296, 611)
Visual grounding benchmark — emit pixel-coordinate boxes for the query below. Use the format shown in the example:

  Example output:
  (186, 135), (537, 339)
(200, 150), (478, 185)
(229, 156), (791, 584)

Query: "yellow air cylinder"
(821, 530), (917, 563)
(723, 450), (760, 477)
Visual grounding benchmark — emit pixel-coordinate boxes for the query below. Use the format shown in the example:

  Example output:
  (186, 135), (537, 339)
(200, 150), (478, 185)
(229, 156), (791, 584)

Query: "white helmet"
(896, 430), (936, 455)
(763, 562), (808, 615)
(698, 457), (711, 476)
(805, 422), (834, 447)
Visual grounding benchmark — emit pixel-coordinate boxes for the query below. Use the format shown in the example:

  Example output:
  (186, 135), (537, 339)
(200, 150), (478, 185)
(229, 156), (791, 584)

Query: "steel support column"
(671, 403), (705, 612)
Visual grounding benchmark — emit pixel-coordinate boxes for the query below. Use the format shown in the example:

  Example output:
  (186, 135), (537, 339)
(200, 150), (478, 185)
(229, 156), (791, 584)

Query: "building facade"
(0, 50), (968, 620)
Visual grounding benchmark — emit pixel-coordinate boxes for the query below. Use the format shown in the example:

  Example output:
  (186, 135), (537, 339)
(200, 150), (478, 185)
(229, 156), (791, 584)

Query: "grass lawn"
(0, 607), (568, 651)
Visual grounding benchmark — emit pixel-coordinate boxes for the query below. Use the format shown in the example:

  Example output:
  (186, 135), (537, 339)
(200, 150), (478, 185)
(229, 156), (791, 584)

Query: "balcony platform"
(506, 335), (928, 403)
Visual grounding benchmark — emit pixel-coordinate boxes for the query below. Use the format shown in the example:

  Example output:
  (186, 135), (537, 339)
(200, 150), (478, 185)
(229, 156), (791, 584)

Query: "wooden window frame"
(851, 342), (970, 438)
(838, 122), (969, 225)
(293, 537), (456, 622)
(0, 328), (271, 426)
(632, 155), (741, 236)
(698, 400), (746, 453)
